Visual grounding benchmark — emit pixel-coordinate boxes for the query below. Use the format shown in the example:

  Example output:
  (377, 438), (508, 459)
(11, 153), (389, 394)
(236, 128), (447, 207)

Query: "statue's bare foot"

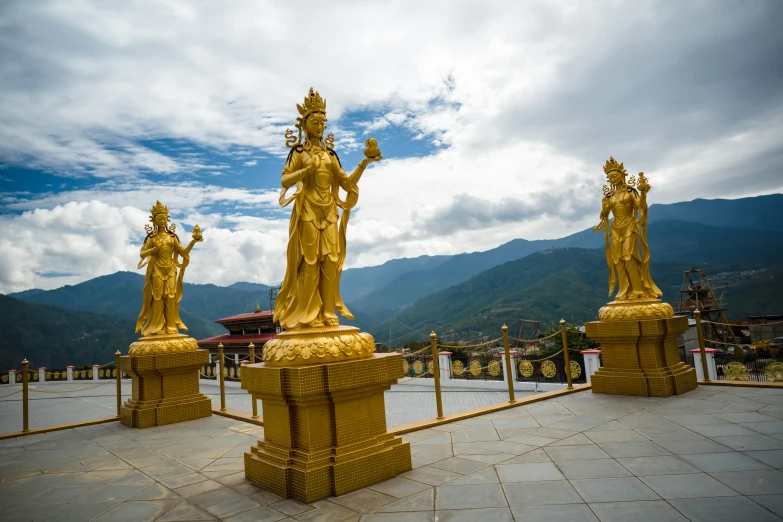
(325, 318), (340, 327)
(307, 319), (325, 328)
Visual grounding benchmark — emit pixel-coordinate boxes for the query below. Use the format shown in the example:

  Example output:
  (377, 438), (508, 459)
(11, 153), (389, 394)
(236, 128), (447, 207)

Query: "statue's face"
(304, 112), (326, 140)
(154, 213), (168, 227)
(607, 170), (624, 186)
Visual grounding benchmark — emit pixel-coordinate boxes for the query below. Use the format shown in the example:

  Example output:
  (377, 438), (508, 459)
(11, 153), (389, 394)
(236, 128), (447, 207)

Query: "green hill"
(369, 248), (783, 344)
(0, 294), (138, 369)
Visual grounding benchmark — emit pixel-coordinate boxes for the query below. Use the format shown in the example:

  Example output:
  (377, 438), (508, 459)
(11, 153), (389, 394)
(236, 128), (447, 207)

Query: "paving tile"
(548, 433), (594, 446)
(586, 429), (648, 443)
(24, 485), (95, 504)
(502, 480), (583, 506)
(160, 472), (209, 489)
(411, 450), (450, 468)
(653, 437), (733, 454)
(429, 457), (488, 475)
(503, 434), (557, 446)
(329, 488), (396, 512)
(544, 444), (610, 462)
(4, 503), (61, 522)
(749, 495), (783, 518)
(680, 451), (772, 472)
(491, 417), (540, 430)
(158, 502), (216, 520)
(174, 478), (222, 498)
(223, 506), (287, 522)
(598, 441), (670, 458)
(270, 498), (316, 515)
(362, 513), (434, 522)
(669, 496), (782, 522)
(477, 441), (537, 455)
(206, 497), (261, 519)
(744, 449), (783, 469)
(510, 504), (598, 522)
(377, 488), (434, 512)
(401, 466), (463, 486)
(434, 507), (512, 521)
(712, 434), (783, 451)
(709, 469), (783, 495)
(96, 500), (180, 521)
(617, 456), (701, 476)
(294, 499), (357, 522)
(132, 483), (181, 500)
(435, 483), (508, 509)
(688, 424), (758, 437)
(715, 412), (779, 423)
(570, 477), (659, 502)
(368, 477), (432, 498)
(588, 500), (687, 522)
(557, 458), (633, 479)
(639, 473), (741, 499)
(527, 427), (577, 439)
(36, 501), (121, 522)
(444, 466), (499, 485)
(633, 426), (702, 440)
(450, 430), (500, 443)
(740, 421), (783, 435)
(77, 483), (151, 502)
(459, 452), (516, 465)
(496, 462), (564, 482)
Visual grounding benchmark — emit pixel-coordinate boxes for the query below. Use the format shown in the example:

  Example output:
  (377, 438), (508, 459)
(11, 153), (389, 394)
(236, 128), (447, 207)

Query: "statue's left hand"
(637, 172), (650, 193)
(360, 155), (383, 168)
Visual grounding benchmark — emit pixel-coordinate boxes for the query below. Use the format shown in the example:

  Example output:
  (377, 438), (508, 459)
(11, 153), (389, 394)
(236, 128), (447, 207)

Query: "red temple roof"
(215, 310), (273, 324)
(198, 332), (277, 344)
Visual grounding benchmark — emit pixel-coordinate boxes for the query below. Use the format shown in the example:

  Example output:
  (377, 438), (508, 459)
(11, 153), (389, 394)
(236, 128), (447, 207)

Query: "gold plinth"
(598, 298), (674, 321)
(129, 334), (198, 356)
(242, 352), (412, 503)
(261, 325), (375, 367)
(585, 314), (697, 397)
(120, 348), (211, 428)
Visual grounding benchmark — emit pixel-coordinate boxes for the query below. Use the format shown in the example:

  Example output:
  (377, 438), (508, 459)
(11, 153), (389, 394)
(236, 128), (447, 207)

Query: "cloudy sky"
(1, 0), (782, 294)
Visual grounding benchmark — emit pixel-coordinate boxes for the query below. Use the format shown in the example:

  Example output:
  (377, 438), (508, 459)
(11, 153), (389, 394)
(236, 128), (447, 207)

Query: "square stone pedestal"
(585, 315), (697, 397)
(120, 350), (212, 428)
(241, 353), (412, 503)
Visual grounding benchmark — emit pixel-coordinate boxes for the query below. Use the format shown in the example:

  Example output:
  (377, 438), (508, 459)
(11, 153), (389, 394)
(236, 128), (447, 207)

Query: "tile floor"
(1, 385), (783, 521)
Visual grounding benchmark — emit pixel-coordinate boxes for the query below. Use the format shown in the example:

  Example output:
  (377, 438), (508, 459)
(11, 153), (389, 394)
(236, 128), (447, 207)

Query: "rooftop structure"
(197, 307), (279, 356)
(675, 268), (735, 344)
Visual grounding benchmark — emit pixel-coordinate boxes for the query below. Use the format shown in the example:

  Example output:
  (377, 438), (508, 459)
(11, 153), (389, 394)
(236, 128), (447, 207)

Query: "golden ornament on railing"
(541, 360), (557, 379)
(764, 362), (783, 382)
(1, 375), (7, 383)
(32, 372), (38, 380)
(469, 360), (482, 376)
(99, 370), (104, 378)
(518, 360), (534, 378)
(488, 360), (501, 376)
(402, 360), (410, 374)
(229, 367), (235, 378)
(569, 361), (582, 379)
(723, 362), (750, 381)
(112, 369), (117, 378)
(452, 360), (465, 376)
(412, 360), (424, 374)
(45, 372), (51, 380)
(88, 370), (93, 378)
(427, 361), (435, 375)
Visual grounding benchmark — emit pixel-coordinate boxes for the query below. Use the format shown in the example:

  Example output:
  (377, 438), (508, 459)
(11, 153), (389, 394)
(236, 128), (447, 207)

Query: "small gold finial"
(502, 324), (508, 331)
(364, 138), (381, 159)
(255, 303), (261, 313)
(22, 359), (28, 365)
(248, 342), (255, 349)
(430, 331), (437, 340)
(560, 319), (566, 326)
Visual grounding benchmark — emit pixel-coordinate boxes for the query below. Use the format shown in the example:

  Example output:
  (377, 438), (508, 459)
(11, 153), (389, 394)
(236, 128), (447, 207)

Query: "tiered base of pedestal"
(242, 353), (412, 503)
(585, 315), (697, 397)
(120, 349), (211, 428)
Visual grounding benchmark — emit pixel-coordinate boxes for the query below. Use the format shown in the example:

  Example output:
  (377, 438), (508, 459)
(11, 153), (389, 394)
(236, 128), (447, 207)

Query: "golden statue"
(263, 88), (379, 365)
(274, 88), (382, 330)
(130, 201), (203, 355)
(593, 157), (672, 321)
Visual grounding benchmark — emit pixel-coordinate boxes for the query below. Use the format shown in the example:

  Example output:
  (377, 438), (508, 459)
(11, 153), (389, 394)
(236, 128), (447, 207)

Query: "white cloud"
(243, 160), (258, 166)
(1, 0), (782, 292)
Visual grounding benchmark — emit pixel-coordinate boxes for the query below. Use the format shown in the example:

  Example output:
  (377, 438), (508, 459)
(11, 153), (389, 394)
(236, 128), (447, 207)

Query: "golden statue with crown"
(119, 201), (211, 428)
(585, 157), (696, 397)
(241, 89), (411, 502)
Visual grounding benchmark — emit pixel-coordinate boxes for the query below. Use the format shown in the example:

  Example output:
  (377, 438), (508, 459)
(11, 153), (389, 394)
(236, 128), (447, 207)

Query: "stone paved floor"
(1, 385), (783, 521)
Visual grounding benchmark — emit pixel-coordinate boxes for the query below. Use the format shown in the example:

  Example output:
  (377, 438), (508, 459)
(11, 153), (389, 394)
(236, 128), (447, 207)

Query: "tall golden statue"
(262, 88), (380, 365)
(584, 157), (695, 397)
(136, 201), (203, 336)
(593, 157), (662, 303)
(274, 88), (382, 330)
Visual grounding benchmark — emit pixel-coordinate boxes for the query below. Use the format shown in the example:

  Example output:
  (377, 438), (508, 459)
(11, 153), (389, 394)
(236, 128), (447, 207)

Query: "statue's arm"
(593, 198), (611, 232)
(281, 153), (310, 189)
(139, 237), (156, 258)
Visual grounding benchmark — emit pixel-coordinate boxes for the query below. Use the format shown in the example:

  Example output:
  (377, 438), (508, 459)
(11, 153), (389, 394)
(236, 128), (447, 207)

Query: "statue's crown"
(603, 156), (627, 176)
(296, 87), (326, 118)
(151, 200), (169, 217)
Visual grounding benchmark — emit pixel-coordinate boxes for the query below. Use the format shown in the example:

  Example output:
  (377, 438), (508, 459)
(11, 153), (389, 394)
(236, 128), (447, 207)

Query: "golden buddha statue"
(593, 157), (672, 320)
(135, 201), (203, 338)
(274, 88), (382, 330)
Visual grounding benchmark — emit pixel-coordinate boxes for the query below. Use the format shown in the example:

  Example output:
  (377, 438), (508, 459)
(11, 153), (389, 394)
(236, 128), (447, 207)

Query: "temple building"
(197, 305), (279, 360)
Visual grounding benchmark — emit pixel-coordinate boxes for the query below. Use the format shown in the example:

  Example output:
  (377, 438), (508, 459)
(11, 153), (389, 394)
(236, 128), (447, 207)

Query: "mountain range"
(3, 193), (782, 368)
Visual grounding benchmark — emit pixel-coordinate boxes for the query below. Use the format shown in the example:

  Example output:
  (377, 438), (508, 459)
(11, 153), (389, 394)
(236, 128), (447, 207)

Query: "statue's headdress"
(150, 200), (169, 218)
(285, 88), (333, 149)
(603, 156), (627, 177)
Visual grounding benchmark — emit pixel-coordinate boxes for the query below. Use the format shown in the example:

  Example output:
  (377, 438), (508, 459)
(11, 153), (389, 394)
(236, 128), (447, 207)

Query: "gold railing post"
(430, 331), (444, 419)
(694, 310), (710, 382)
(560, 319), (573, 390)
(502, 325), (516, 403)
(22, 359), (29, 432)
(248, 342), (258, 419)
(115, 351), (122, 416)
(218, 343), (227, 412)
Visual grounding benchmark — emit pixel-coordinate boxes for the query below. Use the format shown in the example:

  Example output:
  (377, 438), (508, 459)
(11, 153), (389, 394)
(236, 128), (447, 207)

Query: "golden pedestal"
(585, 314), (697, 397)
(241, 352), (412, 503)
(119, 341), (212, 429)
